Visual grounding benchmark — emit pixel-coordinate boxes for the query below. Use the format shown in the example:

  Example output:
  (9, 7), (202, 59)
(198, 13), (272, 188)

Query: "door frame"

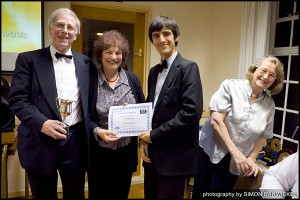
(71, 1), (151, 177)
(71, 1), (151, 93)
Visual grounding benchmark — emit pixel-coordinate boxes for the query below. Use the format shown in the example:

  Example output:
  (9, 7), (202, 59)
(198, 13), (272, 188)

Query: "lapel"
(148, 64), (161, 103)
(73, 51), (89, 117)
(154, 53), (182, 113)
(34, 47), (61, 119)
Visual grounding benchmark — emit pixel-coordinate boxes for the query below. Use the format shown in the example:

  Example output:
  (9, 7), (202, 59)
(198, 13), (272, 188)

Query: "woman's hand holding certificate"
(108, 102), (153, 137)
(95, 128), (121, 143)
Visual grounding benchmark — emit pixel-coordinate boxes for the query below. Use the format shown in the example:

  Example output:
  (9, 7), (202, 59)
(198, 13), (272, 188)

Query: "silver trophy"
(56, 97), (75, 135)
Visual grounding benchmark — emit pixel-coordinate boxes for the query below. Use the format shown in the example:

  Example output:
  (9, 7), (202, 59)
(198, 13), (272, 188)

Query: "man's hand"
(41, 120), (67, 139)
(138, 131), (152, 144)
(139, 140), (151, 163)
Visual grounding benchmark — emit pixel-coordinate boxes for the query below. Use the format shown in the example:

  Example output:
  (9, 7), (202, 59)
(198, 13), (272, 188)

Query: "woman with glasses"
(192, 55), (285, 197)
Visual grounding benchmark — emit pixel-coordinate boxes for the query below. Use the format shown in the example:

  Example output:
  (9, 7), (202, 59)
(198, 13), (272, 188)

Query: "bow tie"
(157, 60), (168, 73)
(55, 52), (73, 59)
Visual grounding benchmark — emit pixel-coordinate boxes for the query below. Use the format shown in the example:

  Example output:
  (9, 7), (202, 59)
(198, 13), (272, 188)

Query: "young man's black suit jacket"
(145, 52), (203, 176)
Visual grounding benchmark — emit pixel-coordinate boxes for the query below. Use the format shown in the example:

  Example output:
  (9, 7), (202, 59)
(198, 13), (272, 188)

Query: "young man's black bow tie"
(55, 52), (73, 59)
(157, 60), (168, 73)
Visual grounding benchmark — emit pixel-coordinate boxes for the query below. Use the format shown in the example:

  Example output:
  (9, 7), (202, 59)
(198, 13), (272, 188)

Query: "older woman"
(88, 30), (145, 200)
(192, 55), (285, 197)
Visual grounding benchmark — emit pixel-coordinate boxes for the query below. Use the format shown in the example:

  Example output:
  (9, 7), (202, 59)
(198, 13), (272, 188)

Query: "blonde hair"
(245, 55), (285, 95)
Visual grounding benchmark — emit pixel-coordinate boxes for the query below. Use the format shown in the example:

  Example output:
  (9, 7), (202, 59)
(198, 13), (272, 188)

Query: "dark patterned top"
(95, 68), (136, 149)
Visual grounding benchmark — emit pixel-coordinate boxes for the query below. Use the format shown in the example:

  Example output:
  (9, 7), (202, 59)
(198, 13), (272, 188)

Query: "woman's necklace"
(105, 73), (119, 82)
(249, 93), (258, 104)
(250, 93), (258, 100)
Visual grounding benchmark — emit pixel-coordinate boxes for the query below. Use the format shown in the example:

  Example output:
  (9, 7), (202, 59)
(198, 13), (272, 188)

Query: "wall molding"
(71, 1), (151, 13)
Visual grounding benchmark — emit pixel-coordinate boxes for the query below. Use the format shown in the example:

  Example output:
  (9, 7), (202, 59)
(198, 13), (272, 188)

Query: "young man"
(139, 15), (203, 199)
(8, 8), (95, 199)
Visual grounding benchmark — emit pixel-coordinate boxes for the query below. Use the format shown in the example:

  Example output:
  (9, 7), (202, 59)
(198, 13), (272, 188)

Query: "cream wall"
(42, 1), (242, 106)
(149, 1), (242, 109)
(6, 1), (242, 197)
(43, 1), (70, 46)
(151, 2), (215, 110)
(210, 2), (243, 105)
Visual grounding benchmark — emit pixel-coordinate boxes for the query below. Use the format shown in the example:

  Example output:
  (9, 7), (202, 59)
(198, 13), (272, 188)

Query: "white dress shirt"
(50, 45), (82, 126)
(153, 51), (178, 110)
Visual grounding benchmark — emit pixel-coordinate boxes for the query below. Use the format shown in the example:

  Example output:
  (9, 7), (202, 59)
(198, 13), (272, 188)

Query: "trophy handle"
(67, 101), (75, 115)
(56, 97), (60, 108)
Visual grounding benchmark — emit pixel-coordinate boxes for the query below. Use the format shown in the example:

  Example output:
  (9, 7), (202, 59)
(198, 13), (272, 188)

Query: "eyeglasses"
(54, 22), (77, 33)
(256, 67), (277, 80)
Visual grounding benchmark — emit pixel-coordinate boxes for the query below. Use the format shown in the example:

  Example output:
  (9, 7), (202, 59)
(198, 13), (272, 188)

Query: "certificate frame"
(108, 102), (152, 136)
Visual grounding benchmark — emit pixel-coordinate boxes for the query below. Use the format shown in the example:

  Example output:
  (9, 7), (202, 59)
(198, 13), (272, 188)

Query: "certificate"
(108, 102), (152, 137)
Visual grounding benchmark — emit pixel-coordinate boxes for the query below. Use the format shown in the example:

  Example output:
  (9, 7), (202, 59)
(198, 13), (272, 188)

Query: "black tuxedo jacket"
(146, 52), (203, 176)
(8, 46), (94, 174)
